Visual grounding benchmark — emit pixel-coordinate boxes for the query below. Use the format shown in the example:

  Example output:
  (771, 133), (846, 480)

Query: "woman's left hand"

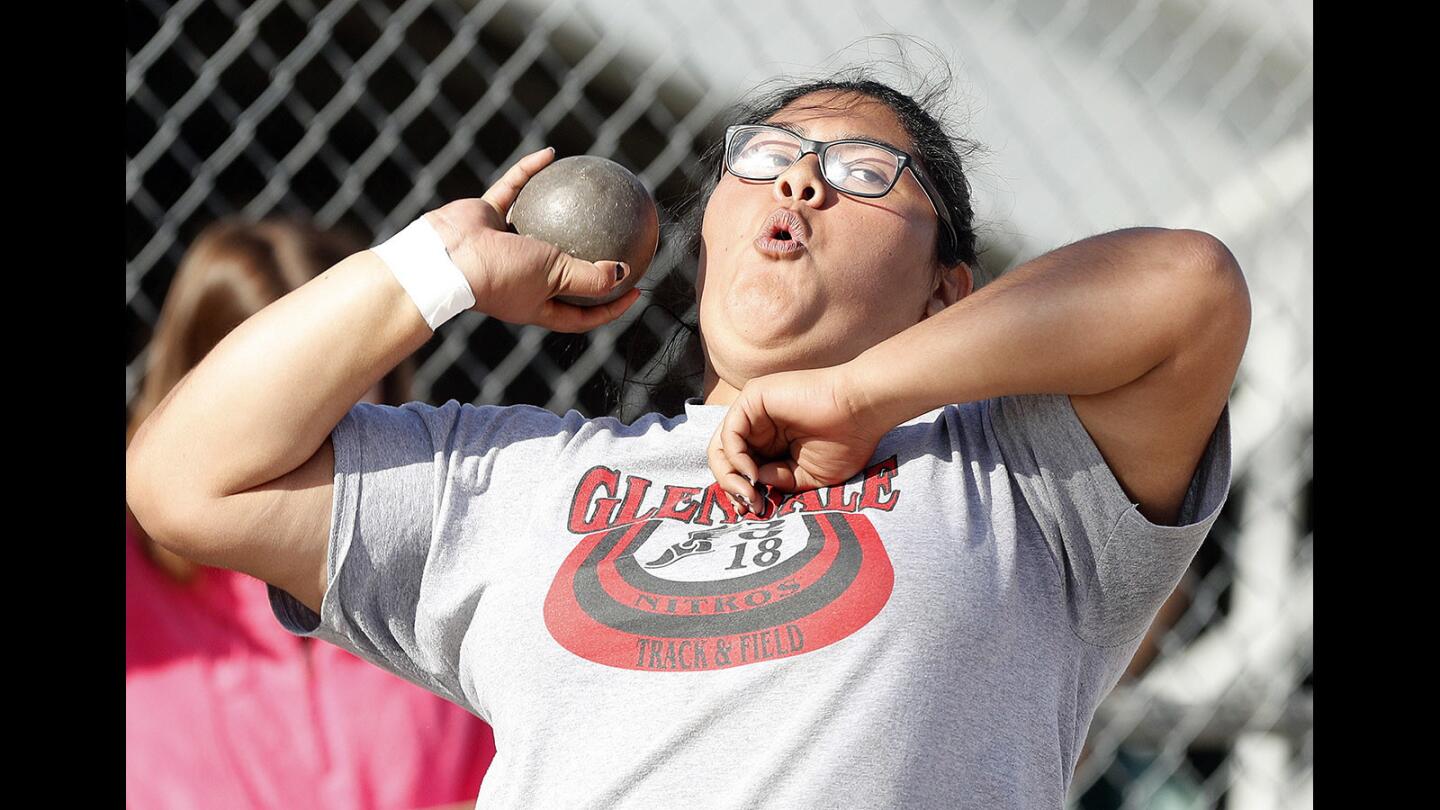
(707, 366), (889, 515)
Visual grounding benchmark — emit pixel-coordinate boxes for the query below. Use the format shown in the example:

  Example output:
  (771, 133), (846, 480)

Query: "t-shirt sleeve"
(267, 399), (582, 710)
(986, 393), (1232, 647)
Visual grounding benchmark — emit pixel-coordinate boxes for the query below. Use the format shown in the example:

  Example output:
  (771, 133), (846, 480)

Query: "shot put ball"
(508, 155), (660, 306)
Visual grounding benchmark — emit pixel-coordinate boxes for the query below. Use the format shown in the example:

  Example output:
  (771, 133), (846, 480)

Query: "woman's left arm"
(847, 226), (1251, 525)
(710, 227), (1250, 526)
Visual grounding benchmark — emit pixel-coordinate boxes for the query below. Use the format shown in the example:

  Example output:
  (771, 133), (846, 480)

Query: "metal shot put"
(508, 155), (660, 307)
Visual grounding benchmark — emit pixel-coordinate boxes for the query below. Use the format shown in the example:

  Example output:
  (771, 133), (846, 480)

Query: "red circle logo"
(544, 511), (894, 671)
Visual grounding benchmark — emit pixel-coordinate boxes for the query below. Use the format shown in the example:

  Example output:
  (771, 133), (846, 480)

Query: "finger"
(719, 438), (761, 507)
(480, 146), (556, 221)
(759, 458), (835, 493)
(756, 460), (798, 492)
(724, 472), (759, 515)
(537, 286), (641, 333)
(720, 406), (760, 484)
(733, 390), (783, 458)
(551, 254), (631, 301)
(719, 408), (762, 503)
(706, 432), (755, 514)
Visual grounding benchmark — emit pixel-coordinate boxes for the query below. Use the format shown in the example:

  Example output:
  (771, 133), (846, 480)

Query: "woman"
(126, 219), (494, 809)
(127, 72), (1248, 808)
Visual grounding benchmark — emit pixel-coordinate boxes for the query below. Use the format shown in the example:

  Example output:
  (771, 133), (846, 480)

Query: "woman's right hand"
(422, 146), (642, 333)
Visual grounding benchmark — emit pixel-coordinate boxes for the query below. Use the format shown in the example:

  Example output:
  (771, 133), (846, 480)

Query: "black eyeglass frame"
(720, 123), (959, 255)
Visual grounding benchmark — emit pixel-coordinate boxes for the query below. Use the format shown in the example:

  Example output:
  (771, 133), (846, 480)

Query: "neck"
(701, 365), (743, 407)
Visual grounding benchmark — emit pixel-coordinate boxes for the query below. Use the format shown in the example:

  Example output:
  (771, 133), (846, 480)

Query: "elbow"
(1173, 229), (1251, 323)
(1171, 229), (1253, 351)
(126, 441), (202, 560)
(1118, 227), (1250, 313)
(125, 440), (158, 532)
(126, 446), (169, 552)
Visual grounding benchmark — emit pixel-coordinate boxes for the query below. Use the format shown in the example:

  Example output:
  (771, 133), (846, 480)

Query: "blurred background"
(124, 1), (1313, 807)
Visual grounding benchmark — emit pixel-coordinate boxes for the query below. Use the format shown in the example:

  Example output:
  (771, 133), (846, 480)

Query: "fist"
(707, 366), (887, 515)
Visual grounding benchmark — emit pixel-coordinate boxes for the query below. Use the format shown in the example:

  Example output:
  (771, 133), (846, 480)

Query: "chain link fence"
(125, 1), (1314, 807)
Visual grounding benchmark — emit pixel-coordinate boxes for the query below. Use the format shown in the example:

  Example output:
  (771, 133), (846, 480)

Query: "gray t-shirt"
(270, 392), (1231, 809)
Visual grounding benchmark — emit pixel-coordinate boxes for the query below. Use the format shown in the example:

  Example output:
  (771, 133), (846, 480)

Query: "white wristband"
(371, 216), (476, 331)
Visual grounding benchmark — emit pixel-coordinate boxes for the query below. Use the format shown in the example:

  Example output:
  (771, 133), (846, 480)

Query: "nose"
(772, 153), (829, 206)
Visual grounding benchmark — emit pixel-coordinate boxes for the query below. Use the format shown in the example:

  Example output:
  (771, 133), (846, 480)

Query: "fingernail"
(614, 262), (630, 282)
(735, 493), (750, 513)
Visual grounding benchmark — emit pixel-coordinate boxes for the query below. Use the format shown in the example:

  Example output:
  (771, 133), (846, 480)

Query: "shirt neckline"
(681, 395), (949, 430)
(681, 396), (728, 429)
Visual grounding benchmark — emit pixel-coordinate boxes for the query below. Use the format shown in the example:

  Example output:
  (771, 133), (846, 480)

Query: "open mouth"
(754, 209), (810, 257)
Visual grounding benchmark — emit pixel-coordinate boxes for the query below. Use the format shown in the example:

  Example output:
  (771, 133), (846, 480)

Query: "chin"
(716, 298), (823, 351)
(734, 330), (852, 380)
(727, 271), (822, 315)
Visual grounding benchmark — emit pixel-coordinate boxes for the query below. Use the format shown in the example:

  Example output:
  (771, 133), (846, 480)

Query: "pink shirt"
(126, 512), (495, 809)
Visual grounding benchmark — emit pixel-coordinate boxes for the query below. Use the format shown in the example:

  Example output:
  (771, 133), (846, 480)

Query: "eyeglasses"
(721, 123), (958, 254)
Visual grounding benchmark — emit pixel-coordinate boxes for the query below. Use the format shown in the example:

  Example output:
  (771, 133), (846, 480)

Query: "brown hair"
(126, 217), (415, 579)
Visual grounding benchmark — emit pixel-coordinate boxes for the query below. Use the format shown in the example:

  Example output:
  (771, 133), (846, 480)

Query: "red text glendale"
(566, 456), (901, 534)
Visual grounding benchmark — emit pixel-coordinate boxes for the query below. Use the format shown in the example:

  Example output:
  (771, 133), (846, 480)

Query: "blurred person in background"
(125, 218), (494, 809)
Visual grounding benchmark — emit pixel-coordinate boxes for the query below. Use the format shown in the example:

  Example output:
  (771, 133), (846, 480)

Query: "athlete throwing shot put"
(127, 74), (1249, 808)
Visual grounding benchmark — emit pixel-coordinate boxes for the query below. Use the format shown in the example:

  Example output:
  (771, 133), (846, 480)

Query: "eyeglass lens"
(728, 128), (900, 195)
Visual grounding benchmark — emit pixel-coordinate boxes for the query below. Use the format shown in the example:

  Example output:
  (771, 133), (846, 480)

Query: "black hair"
(607, 41), (986, 422)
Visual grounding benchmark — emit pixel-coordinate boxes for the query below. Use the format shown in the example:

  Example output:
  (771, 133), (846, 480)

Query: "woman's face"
(697, 91), (965, 398)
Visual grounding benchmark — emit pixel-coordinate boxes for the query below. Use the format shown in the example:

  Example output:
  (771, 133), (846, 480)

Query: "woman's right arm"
(125, 249), (431, 611)
(125, 148), (640, 615)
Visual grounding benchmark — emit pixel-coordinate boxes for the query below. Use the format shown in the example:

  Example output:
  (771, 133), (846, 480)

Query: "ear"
(922, 262), (973, 320)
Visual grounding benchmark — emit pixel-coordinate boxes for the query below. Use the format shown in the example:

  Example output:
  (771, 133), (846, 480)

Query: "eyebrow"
(766, 121), (909, 155)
